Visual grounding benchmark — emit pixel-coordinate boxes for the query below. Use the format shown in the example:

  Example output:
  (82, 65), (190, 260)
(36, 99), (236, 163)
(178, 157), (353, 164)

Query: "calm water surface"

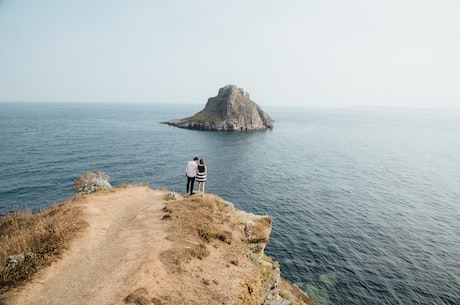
(1, 103), (459, 305)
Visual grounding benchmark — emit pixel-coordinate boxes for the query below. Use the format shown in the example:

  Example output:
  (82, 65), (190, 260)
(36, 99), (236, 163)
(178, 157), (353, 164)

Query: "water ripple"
(1, 104), (459, 305)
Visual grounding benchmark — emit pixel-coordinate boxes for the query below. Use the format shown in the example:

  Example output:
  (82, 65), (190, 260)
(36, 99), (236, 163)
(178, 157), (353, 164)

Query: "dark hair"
(199, 159), (205, 164)
(194, 157), (199, 161)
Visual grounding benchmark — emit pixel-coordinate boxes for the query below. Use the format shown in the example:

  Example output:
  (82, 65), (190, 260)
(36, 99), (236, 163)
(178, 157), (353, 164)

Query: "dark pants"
(186, 176), (195, 194)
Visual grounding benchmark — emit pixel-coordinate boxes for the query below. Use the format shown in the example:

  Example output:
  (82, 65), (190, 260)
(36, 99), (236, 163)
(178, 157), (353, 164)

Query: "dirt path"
(8, 186), (171, 305)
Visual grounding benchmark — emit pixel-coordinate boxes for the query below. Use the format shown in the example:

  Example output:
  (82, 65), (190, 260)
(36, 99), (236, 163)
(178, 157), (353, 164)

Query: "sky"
(0, 0), (459, 108)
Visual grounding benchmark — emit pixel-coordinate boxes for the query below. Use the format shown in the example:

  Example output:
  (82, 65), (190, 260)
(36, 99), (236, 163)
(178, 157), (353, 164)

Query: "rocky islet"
(161, 85), (274, 131)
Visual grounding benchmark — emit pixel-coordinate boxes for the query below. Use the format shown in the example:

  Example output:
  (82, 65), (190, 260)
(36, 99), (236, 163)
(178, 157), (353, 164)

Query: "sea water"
(1, 103), (459, 305)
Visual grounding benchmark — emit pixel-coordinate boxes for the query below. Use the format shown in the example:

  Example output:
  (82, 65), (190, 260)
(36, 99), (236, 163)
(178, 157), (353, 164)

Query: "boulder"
(72, 172), (112, 195)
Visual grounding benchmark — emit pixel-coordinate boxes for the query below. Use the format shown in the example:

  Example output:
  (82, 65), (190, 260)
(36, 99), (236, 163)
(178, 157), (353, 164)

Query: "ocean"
(1, 103), (459, 305)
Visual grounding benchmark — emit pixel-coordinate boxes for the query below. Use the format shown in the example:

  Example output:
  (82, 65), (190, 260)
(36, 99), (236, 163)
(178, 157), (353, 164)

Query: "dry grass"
(159, 195), (231, 275)
(0, 198), (87, 293)
(157, 194), (262, 304)
(162, 195), (233, 246)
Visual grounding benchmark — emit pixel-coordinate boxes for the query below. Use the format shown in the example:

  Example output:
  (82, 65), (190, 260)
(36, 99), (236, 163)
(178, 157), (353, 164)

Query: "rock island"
(161, 85), (274, 131)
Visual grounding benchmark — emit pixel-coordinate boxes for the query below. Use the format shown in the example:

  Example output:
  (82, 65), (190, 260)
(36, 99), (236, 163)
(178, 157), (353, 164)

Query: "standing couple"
(185, 156), (207, 196)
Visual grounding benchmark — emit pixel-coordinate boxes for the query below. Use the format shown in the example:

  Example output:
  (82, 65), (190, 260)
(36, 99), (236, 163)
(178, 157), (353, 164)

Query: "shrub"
(0, 202), (86, 292)
(197, 227), (211, 242)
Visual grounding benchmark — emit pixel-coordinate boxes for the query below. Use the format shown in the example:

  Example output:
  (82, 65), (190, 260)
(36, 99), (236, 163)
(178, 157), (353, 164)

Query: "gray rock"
(263, 272), (291, 305)
(76, 178), (112, 195)
(6, 252), (36, 269)
(7, 254), (25, 266)
(162, 85), (274, 131)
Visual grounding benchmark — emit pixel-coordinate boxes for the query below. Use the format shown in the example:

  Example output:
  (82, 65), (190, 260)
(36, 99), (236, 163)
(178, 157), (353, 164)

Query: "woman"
(196, 159), (207, 196)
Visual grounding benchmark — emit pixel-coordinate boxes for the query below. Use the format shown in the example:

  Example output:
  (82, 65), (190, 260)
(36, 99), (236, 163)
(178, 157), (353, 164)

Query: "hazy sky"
(1, 0), (459, 108)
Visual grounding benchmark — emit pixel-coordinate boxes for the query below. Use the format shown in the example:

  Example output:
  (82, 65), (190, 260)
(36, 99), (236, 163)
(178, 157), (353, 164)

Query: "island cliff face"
(162, 85), (274, 131)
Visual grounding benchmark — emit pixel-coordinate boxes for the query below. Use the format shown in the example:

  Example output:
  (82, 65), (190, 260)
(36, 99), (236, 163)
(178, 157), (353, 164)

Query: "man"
(185, 156), (199, 195)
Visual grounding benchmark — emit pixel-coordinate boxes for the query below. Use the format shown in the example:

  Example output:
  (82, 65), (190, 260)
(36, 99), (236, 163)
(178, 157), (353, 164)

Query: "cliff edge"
(161, 85), (274, 131)
(2, 186), (315, 305)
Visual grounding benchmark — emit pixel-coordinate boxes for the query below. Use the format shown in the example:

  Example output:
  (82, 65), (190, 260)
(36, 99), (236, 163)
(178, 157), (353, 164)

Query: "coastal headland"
(1, 185), (316, 305)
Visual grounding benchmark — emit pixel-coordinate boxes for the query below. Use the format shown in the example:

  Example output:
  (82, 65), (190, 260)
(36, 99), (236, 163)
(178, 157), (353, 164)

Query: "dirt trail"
(7, 186), (171, 305)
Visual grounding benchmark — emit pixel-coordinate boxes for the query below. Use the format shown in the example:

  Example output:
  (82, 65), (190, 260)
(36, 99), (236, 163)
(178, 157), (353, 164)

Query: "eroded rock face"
(162, 85), (274, 131)
(245, 216), (272, 259)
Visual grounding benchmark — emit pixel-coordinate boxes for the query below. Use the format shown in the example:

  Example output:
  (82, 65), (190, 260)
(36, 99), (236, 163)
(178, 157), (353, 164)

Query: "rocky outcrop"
(151, 192), (316, 305)
(72, 171), (112, 195)
(161, 85), (274, 131)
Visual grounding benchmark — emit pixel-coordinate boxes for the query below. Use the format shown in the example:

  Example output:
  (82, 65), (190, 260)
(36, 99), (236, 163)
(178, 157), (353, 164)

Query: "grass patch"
(197, 226), (232, 244)
(279, 290), (291, 301)
(163, 193), (177, 201)
(197, 226), (211, 242)
(258, 263), (276, 281)
(0, 200), (87, 293)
